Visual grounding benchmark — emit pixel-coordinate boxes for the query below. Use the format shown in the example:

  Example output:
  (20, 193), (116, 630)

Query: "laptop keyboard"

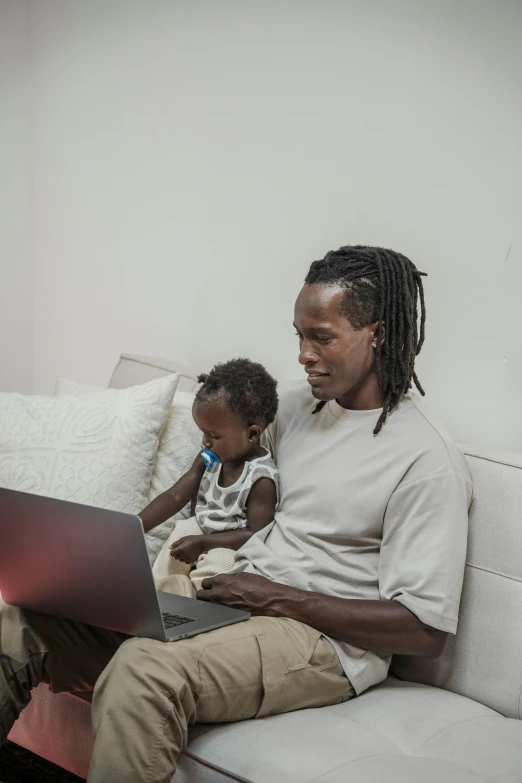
(162, 612), (196, 629)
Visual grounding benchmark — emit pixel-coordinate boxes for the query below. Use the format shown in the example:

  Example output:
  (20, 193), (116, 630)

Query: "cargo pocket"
(255, 624), (353, 719)
(255, 629), (291, 718)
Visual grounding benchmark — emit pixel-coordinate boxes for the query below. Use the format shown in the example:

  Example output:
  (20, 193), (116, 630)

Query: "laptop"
(0, 488), (250, 642)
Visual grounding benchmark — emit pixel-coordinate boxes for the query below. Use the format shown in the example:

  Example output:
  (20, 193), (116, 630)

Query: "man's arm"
(170, 478), (277, 562)
(274, 584), (448, 657)
(201, 467), (466, 659)
(197, 573), (447, 658)
(139, 455), (205, 533)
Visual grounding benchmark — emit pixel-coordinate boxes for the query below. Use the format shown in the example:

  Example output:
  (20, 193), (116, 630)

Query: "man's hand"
(170, 535), (207, 564)
(196, 572), (289, 615)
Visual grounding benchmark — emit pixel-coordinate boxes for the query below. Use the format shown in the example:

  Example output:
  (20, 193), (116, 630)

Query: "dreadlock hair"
(305, 245), (427, 435)
(196, 358), (278, 429)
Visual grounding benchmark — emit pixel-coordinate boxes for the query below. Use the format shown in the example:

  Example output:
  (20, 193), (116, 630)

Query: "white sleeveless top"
(195, 448), (279, 534)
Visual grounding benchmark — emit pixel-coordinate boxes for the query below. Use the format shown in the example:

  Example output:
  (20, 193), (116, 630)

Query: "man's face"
(293, 283), (378, 404)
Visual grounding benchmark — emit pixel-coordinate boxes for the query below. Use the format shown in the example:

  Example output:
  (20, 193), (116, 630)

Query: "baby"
(140, 358), (279, 591)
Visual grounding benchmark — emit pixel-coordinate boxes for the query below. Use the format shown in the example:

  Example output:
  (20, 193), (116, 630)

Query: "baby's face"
(192, 398), (253, 465)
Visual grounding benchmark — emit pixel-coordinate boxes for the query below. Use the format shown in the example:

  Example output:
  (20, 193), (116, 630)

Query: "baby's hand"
(170, 535), (206, 564)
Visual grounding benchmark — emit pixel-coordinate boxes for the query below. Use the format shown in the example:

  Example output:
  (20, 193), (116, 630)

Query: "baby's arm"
(139, 454), (205, 533)
(195, 477), (277, 553)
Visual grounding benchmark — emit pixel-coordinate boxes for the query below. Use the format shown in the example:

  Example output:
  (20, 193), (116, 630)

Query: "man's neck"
(336, 379), (384, 411)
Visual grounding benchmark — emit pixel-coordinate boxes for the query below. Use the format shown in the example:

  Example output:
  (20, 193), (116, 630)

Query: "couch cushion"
(12, 678), (522, 783)
(180, 677), (522, 783)
(109, 353), (203, 393)
(392, 447), (522, 718)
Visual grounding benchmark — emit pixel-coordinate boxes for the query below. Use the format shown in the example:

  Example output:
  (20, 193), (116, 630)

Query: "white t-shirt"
(232, 381), (472, 695)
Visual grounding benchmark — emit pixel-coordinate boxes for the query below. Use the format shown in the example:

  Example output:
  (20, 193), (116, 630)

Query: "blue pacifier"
(200, 446), (221, 470)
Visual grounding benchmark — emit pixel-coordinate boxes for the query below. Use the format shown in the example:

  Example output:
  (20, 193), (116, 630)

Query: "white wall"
(27, 0), (522, 450)
(0, 0), (32, 392)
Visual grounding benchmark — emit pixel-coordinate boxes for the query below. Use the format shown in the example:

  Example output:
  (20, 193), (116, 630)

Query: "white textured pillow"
(146, 390), (202, 560)
(148, 390), (201, 499)
(0, 374), (179, 521)
(54, 377), (202, 562)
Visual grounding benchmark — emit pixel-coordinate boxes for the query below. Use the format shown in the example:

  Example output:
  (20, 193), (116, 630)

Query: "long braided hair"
(305, 245), (427, 435)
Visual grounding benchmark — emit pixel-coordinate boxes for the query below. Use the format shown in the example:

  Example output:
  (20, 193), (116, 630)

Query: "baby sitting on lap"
(139, 358), (279, 591)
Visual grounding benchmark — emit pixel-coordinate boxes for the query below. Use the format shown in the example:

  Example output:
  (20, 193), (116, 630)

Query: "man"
(0, 245), (472, 783)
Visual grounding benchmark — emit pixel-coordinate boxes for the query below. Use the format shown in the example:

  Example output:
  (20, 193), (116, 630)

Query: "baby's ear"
(248, 425), (262, 442)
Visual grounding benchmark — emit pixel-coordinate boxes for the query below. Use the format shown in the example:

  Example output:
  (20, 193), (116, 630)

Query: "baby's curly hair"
(196, 358), (278, 428)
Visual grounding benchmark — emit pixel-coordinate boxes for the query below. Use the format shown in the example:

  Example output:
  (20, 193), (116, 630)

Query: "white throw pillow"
(146, 390), (202, 561)
(54, 377), (202, 562)
(148, 390), (201, 499)
(0, 374), (179, 525)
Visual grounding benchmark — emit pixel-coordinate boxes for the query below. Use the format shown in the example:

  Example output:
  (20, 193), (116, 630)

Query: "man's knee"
(94, 637), (154, 690)
(93, 636), (199, 704)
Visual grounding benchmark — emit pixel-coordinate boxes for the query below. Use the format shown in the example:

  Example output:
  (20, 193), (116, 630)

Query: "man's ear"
(248, 425), (262, 443)
(371, 321), (385, 349)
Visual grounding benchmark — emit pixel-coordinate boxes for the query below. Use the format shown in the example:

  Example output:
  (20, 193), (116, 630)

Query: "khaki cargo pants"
(0, 577), (354, 783)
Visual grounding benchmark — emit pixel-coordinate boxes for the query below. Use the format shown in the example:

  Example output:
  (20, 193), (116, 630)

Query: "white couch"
(7, 354), (522, 783)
